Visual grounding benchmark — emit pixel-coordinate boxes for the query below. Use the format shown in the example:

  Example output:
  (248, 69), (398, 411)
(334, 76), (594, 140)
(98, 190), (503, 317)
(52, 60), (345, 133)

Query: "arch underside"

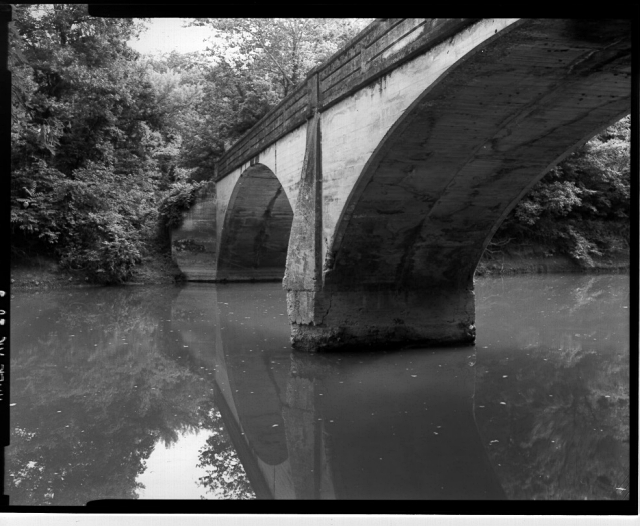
(217, 164), (294, 281)
(311, 18), (631, 349)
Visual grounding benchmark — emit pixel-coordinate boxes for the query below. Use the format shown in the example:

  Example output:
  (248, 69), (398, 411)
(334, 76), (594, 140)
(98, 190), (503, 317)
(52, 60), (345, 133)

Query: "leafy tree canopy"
(178, 18), (373, 180)
(9, 9), (630, 281)
(192, 18), (372, 98)
(491, 116), (630, 267)
(10, 5), (183, 282)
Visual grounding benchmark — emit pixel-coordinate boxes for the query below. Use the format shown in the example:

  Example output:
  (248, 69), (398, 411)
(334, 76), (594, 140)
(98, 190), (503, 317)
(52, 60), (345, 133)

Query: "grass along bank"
(475, 241), (629, 277)
(11, 251), (184, 292)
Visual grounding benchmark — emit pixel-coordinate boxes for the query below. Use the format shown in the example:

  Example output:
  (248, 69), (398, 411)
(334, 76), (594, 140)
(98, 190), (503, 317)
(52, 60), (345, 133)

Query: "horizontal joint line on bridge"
(321, 65), (363, 93)
(364, 19), (428, 62)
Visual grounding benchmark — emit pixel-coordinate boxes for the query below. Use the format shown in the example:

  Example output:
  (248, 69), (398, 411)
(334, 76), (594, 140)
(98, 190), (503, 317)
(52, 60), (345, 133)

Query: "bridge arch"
(183, 17), (632, 351)
(216, 163), (294, 281)
(315, 18), (630, 350)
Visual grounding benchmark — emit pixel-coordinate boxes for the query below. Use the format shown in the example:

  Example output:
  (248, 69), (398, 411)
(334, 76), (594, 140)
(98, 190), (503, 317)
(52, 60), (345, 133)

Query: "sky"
(128, 18), (212, 55)
(135, 428), (215, 500)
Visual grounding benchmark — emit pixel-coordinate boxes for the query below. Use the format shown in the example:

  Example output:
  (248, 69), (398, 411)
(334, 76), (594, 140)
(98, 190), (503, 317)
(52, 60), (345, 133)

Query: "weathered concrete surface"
(215, 18), (486, 179)
(216, 164), (294, 281)
(296, 18), (631, 351)
(212, 125), (306, 281)
(288, 286), (475, 352)
(180, 18), (631, 351)
(283, 94), (323, 292)
(170, 182), (217, 281)
(215, 123), (306, 235)
(318, 18), (521, 266)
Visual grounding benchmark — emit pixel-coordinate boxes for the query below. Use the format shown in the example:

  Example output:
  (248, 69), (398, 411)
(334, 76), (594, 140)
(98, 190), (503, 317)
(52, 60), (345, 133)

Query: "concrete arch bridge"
(171, 18), (632, 352)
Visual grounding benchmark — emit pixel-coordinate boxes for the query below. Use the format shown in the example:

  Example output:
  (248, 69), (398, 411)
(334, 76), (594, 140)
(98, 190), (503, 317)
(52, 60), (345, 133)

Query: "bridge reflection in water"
(171, 283), (505, 499)
(7, 275), (628, 503)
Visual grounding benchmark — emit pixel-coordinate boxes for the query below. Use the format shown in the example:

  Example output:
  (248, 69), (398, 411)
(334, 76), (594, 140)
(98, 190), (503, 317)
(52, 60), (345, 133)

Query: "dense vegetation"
(10, 5), (168, 283)
(491, 116), (630, 268)
(10, 7), (630, 284)
(7, 287), (254, 504)
(9, 7), (371, 283)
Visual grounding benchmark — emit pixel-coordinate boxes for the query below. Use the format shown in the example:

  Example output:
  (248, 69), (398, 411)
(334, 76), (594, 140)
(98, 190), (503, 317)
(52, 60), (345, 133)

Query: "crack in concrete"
(319, 291), (333, 326)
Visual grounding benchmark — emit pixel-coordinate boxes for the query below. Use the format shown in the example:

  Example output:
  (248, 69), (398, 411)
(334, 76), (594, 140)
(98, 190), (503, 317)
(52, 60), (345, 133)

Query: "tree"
(490, 116), (630, 267)
(193, 18), (372, 98)
(10, 13), (374, 273)
(9, 5), (176, 282)
(178, 18), (373, 180)
(197, 409), (256, 499)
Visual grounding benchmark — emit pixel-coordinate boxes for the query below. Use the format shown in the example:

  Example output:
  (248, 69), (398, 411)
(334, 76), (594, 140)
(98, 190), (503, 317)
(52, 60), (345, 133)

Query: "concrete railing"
(215, 18), (478, 180)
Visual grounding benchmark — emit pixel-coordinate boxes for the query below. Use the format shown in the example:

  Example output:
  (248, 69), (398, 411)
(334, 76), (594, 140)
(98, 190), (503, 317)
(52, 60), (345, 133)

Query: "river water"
(6, 274), (630, 503)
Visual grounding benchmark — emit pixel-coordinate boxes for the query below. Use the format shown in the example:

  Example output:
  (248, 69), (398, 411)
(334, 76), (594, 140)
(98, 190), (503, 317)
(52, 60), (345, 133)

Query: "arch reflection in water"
(7, 274), (627, 503)
(7, 286), (254, 505)
(174, 275), (630, 500)
(174, 282), (505, 500)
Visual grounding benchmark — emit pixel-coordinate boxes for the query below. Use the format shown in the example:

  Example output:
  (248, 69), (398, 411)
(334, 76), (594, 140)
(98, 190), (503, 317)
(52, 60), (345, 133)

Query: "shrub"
(493, 116), (630, 267)
(158, 180), (207, 230)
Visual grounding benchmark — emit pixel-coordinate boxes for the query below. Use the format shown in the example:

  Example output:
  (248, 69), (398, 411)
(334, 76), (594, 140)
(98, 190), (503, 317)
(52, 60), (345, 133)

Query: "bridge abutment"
(288, 285), (476, 352)
(170, 182), (218, 281)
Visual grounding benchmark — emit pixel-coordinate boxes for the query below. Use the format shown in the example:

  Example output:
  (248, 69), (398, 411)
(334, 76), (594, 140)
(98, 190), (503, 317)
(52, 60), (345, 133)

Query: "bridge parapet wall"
(215, 86), (310, 180)
(215, 18), (478, 180)
(317, 18), (477, 109)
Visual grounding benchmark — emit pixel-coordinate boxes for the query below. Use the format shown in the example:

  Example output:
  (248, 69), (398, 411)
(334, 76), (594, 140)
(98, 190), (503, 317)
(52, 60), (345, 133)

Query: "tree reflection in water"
(196, 408), (255, 499)
(473, 274), (630, 500)
(8, 274), (630, 503)
(7, 287), (252, 505)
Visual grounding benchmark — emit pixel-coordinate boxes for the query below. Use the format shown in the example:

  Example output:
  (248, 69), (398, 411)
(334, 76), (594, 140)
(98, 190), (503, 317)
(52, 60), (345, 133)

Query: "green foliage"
(494, 116), (630, 266)
(9, 5), (173, 283)
(10, 10), (372, 281)
(180, 18), (373, 180)
(192, 18), (372, 98)
(11, 159), (157, 283)
(11, 9), (628, 280)
(158, 180), (208, 230)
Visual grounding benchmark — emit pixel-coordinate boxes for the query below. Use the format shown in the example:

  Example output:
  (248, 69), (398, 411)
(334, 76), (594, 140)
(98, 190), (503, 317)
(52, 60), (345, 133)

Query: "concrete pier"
(172, 18), (631, 351)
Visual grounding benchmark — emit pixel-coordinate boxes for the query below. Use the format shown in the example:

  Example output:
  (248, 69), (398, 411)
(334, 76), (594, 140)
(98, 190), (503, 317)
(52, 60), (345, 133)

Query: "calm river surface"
(7, 274), (630, 503)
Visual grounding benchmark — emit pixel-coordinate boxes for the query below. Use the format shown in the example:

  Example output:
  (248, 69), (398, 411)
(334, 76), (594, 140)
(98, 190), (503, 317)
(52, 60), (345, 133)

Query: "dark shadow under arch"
(325, 18), (631, 294)
(217, 164), (294, 281)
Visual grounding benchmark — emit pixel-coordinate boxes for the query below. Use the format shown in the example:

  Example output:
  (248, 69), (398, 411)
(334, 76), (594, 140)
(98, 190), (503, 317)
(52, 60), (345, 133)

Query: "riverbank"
(11, 245), (629, 292)
(474, 243), (629, 277)
(10, 252), (184, 292)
